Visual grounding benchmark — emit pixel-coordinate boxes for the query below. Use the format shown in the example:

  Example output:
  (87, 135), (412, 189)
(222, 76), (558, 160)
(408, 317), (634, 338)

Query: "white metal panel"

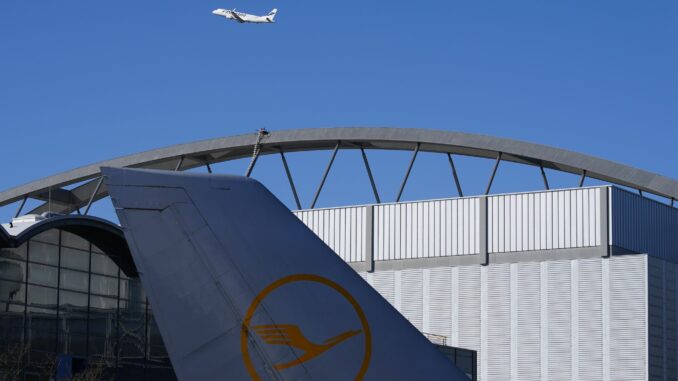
(517, 262), (541, 381)
(373, 197), (480, 260)
(487, 264), (511, 381)
(578, 258), (604, 381)
(610, 255), (647, 381)
(548, 260), (572, 380)
(400, 268), (424, 331)
(294, 206), (366, 262)
(488, 188), (600, 254)
(428, 267), (452, 340)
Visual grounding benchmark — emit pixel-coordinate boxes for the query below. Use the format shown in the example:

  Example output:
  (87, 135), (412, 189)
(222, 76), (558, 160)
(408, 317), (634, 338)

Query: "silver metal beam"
(360, 147), (381, 204)
(4, 127), (678, 214)
(540, 164), (550, 190)
(83, 177), (104, 216)
(174, 156), (184, 171)
(14, 196), (27, 219)
(485, 153), (502, 195)
(447, 153), (463, 197)
(579, 170), (587, 187)
(310, 142), (340, 209)
(279, 151), (302, 210)
(396, 143), (420, 202)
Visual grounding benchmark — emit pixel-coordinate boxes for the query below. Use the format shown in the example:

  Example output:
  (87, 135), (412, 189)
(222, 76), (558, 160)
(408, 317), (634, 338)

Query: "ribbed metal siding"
(611, 188), (678, 261)
(647, 256), (678, 381)
(374, 198), (480, 260)
(363, 256), (648, 381)
(488, 188), (601, 253)
(294, 206), (366, 262)
(609, 255), (647, 380)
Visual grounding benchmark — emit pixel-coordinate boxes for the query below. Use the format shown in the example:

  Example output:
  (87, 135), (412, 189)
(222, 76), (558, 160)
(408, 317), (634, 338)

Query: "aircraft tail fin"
(267, 8), (278, 21)
(102, 167), (469, 381)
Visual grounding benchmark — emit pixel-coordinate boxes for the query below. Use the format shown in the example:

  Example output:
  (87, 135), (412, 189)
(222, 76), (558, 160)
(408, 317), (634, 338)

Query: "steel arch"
(1, 127), (677, 215)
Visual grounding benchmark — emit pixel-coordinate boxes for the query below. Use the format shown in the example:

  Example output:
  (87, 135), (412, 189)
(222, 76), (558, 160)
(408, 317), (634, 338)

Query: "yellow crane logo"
(241, 274), (372, 381)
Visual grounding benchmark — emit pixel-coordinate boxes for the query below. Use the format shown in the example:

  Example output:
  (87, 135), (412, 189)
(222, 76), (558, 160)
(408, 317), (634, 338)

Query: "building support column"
(599, 187), (610, 257)
(479, 196), (489, 266)
(365, 205), (375, 272)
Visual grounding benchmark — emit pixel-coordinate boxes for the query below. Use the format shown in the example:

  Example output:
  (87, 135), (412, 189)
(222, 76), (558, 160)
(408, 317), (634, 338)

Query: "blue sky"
(0, 1), (676, 221)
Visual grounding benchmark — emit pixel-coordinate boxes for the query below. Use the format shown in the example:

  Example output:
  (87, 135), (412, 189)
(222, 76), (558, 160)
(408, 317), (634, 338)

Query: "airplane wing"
(230, 10), (246, 23)
(102, 167), (469, 381)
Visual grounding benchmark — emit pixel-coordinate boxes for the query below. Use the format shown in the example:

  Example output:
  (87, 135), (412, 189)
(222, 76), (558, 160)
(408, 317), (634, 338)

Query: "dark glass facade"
(0, 229), (176, 380)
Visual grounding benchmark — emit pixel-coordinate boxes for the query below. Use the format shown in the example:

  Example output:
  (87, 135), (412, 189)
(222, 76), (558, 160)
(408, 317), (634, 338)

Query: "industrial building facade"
(296, 186), (678, 380)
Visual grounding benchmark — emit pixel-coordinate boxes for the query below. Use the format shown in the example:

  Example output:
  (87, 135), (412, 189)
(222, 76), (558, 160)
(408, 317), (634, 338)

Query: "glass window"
(59, 269), (88, 292)
(92, 244), (104, 254)
(120, 277), (145, 303)
(27, 285), (57, 309)
(28, 263), (58, 288)
(59, 290), (88, 309)
(61, 247), (90, 271)
(118, 302), (146, 361)
(91, 274), (118, 297)
(27, 305), (57, 352)
(60, 333), (87, 357)
(90, 295), (117, 310)
(91, 253), (118, 276)
(28, 241), (59, 266)
(31, 229), (59, 245)
(60, 231), (89, 251)
(0, 251), (26, 287)
(0, 280), (25, 304)
(0, 245), (27, 261)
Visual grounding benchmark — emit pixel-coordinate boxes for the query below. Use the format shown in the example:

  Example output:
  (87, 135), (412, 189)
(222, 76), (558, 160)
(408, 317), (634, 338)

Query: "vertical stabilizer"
(103, 167), (469, 381)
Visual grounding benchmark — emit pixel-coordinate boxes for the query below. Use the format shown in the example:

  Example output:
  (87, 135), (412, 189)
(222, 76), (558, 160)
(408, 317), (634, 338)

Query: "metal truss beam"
(310, 142), (340, 209)
(396, 143), (420, 202)
(485, 153), (502, 195)
(360, 147), (381, 204)
(447, 153), (464, 197)
(279, 150), (302, 210)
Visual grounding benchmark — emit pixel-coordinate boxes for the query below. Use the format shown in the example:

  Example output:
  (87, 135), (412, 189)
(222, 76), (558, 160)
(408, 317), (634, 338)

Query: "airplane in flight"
(212, 8), (277, 23)
(103, 167), (471, 380)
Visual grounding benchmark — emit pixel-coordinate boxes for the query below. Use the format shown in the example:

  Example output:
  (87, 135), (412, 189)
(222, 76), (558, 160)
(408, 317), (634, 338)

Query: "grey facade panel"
(363, 256), (649, 381)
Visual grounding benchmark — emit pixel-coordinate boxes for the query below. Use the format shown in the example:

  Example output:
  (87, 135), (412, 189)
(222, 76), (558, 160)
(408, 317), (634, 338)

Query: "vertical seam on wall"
(510, 263), (518, 381)
(571, 260), (579, 381)
(481, 265), (488, 381)
(602, 257), (610, 381)
(541, 261), (549, 381)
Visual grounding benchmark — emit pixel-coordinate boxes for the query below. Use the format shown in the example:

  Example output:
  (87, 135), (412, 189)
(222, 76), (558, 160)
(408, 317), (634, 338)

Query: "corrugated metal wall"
(373, 198), (480, 260)
(362, 256), (648, 381)
(488, 188), (601, 253)
(611, 188), (678, 262)
(294, 206), (367, 262)
(648, 256), (678, 381)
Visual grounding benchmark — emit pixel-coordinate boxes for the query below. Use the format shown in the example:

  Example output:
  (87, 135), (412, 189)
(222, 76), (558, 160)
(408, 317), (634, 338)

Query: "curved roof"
(1, 127), (676, 215)
(0, 215), (136, 276)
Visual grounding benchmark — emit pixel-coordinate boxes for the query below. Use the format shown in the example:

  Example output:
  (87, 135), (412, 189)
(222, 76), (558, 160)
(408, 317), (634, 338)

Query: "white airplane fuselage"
(212, 8), (276, 23)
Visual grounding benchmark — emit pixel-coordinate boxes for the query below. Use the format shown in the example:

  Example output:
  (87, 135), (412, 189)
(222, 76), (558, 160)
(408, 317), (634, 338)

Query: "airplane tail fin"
(267, 8), (278, 21)
(102, 167), (469, 381)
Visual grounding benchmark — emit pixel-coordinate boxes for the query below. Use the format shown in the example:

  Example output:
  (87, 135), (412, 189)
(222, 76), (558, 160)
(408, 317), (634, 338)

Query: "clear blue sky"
(1, 1), (676, 221)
